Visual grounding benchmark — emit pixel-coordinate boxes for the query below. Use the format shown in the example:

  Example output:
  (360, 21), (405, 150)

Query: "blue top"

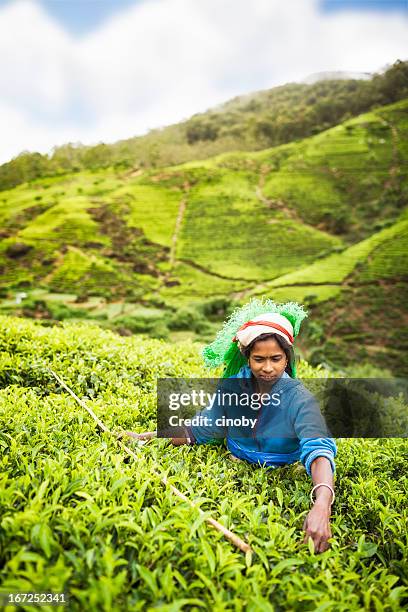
(189, 365), (337, 476)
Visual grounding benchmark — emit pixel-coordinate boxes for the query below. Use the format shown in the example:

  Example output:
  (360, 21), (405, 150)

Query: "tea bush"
(0, 316), (407, 611)
(167, 308), (212, 335)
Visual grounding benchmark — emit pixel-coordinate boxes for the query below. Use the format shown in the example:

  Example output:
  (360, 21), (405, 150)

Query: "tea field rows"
(0, 317), (407, 610)
(1, 99), (407, 301)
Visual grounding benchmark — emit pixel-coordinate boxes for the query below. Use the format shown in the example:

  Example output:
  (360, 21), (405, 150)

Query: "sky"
(0, 0), (407, 164)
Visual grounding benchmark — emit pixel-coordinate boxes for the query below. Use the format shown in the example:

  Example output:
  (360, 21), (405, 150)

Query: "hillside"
(243, 212), (408, 374)
(0, 316), (407, 609)
(0, 60), (407, 192)
(0, 98), (407, 372)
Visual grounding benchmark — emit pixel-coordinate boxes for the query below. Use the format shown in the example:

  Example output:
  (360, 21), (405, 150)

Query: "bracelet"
(310, 483), (335, 506)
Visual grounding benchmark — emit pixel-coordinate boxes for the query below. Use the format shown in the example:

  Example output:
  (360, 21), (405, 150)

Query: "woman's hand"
(304, 456), (334, 553)
(302, 501), (332, 553)
(123, 431), (189, 445)
(124, 431), (156, 440)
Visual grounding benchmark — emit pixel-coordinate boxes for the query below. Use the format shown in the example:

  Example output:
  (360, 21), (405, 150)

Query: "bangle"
(310, 483), (335, 506)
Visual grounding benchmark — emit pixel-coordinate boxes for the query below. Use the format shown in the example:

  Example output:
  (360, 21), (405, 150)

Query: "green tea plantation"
(0, 316), (407, 611)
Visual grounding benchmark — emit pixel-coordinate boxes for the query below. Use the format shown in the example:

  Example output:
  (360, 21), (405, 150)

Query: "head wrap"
(203, 298), (307, 378)
(233, 312), (295, 348)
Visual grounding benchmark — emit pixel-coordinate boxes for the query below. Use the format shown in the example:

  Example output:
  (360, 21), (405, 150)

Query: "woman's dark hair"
(241, 332), (295, 377)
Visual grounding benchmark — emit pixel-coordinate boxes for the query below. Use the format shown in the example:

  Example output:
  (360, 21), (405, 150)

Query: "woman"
(128, 300), (337, 554)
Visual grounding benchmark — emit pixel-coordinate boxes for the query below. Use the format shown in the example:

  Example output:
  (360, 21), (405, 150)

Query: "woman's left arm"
(289, 386), (337, 553)
(302, 456), (334, 553)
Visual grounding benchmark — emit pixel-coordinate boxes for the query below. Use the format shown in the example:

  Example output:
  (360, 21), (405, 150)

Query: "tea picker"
(128, 298), (337, 554)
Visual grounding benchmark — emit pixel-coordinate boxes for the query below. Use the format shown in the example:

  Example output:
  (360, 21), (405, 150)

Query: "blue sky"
(0, 0), (406, 163)
(0, 0), (406, 35)
(321, 0), (407, 12)
(321, 0), (408, 12)
(0, 0), (139, 34)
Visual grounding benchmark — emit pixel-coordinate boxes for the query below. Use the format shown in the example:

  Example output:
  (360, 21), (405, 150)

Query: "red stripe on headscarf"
(233, 320), (294, 344)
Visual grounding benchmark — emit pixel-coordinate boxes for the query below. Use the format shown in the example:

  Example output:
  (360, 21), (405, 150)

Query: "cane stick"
(49, 368), (252, 554)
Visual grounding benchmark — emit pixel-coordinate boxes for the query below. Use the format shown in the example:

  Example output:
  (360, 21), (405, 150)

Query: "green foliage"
(167, 307), (212, 335)
(256, 218), (408, 293)
(178, 165), (342, 281)
(107, 314), (170, 340)
(124, 180), (181, 246)
(304, 279), (408, 375)
(10, 297), (91, 322)
(103, 304), (216, 340)
(1, 61), (407, 191)
(186, 118), (220, 144)
(0, 316), (407, 609)
(261, 100), (407, 240)
(0, 92), (406, 376)
(1, 98), (406, 303)
(46, 247), (157, 300)
(198, 297), (240, 320)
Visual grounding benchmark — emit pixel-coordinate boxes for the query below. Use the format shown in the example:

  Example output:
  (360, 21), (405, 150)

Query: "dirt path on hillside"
(168, 198), (187, 270)
(163, 161), (327, 291)
(42, 250), (68, 285)
(164, 180), (260, 285)
(231, 165), (313, 299)
(163, 181), (190, 284)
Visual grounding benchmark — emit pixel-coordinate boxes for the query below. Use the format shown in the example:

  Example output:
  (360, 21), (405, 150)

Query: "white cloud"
(0, 0), (72, 114)
(0, 0), (407, 164)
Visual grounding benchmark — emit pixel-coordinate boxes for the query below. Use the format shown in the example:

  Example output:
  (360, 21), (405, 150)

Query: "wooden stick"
(49, 368), (252, 554)
(50, 369), (111, 434)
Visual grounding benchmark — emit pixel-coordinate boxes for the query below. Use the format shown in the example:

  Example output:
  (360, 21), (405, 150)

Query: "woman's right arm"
(125, 381), (229, 446)
(124, 430), (190, 445)
(125, 430), (156, 440)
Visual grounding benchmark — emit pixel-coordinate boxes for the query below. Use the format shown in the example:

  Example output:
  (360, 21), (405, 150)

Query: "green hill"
(242, 213), (408, 374)
(1, 60), (407, 192)
(1, 99), (406, 290)
(0, 99), (407, 373)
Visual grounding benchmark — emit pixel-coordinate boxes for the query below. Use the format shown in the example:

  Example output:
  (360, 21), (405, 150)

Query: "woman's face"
(248, 337), (288, 383)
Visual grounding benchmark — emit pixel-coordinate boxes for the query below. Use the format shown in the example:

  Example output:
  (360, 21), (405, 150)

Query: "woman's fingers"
(317, 533), (331, 553)
(124, 430), (156, 440)
(302, 512), (331, 553)
(124, 431), (143, 439)
(303, 531), (327, 553)
(317, 525), (332, 553)
(319, 539), (330, 553)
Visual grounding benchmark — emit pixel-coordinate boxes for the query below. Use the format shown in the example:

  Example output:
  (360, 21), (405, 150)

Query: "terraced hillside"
(0, 100), (407, 371)
(241, 212), (408, 374)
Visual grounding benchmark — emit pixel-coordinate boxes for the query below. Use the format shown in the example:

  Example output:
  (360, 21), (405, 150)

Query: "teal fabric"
(189, 366), (337, 475)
